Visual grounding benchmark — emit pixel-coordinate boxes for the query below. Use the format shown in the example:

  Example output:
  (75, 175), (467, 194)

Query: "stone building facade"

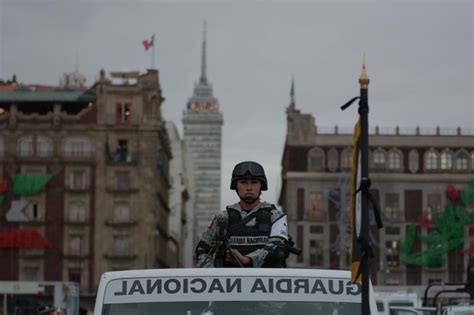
(0, 69), (172, 304)
(279, 88), (474, 287)
(165, 120), (194, 267)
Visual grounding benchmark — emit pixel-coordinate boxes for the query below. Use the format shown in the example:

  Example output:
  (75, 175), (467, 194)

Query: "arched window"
(388, 149), (403, 170)
(308, 147), (325, 171)
(440, 150), (453, 170)
(340, 148), (352, 170)
(425, 149), (439, 170)
(114, 203), (130, 223)
(327, 148), (339, 172)
(454, 150), (468, 171)
(373, 148), (386, 169)
(471, 151), (474, 170)
(62, 136), (95, 157)
(69, 235), (82, 255)
(69, 201), (86, 222)
(408, 150), (419, 173)
(17, 136), (34, 157)
(36, 136), (53, 157)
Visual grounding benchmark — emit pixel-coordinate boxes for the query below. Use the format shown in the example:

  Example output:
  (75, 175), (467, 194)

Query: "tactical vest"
(224, 205), (274, 267)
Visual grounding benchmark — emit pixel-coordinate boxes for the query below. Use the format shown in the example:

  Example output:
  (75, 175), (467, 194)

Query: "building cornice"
(283, 171), (474, 183)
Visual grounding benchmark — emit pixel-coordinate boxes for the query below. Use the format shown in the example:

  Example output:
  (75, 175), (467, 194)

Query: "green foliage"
(399, 179), (474, 266)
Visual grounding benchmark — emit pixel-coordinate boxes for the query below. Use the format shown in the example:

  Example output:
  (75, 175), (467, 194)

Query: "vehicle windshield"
(102, 300), (360, 315)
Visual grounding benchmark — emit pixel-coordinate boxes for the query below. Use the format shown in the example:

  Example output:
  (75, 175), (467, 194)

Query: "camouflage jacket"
(196, 201), (288, 267)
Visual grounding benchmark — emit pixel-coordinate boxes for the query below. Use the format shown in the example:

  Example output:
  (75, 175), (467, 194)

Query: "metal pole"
(359, 80), (370, 315)
(3, 293), (7, 315)
(152, 44), (155, 69)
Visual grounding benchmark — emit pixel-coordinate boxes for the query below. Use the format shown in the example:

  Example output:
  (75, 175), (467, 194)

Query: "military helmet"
(230, 161), (268, 191)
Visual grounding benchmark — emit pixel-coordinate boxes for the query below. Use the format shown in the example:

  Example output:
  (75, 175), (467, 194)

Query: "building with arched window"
(0, 69), (174, 310)
(279, 96), (474, 291)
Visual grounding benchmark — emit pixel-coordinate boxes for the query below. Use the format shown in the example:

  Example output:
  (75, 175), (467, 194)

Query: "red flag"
(142, 34), (155, 51)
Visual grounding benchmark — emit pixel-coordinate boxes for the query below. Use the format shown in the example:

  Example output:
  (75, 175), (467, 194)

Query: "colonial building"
(279, 74), (474, 288)
(0, 69), (172, 307)
(182, 23), (223, 249)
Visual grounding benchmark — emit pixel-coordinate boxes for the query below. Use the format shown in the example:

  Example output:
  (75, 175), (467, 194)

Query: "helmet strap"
(236, 190), (262, 205)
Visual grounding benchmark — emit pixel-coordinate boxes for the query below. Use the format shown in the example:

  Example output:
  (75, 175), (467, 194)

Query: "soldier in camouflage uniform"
(196, 161), (289, 268)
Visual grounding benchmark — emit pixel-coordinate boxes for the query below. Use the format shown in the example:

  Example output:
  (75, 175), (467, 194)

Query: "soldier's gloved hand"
(225, 249), (252, 266)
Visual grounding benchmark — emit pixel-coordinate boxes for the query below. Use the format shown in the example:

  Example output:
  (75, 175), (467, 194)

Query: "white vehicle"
(94, 268), (377, 314)
(375, 292), (421, 315)
(442, 305), (474, 315)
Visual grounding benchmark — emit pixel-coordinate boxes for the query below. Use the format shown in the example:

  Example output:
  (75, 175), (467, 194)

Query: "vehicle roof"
(100, 268), (353, 281)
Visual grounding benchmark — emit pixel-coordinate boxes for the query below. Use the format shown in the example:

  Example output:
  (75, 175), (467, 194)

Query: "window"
(308, 192), (324, 220)
(36, 136), (53, 157)
(113, 139), (129, 162)
(408, 150), (419, 173)
(440, 150), (453, 170)
(341, 148), (352, 170)
(309, 240), (324, 266)
(68, 268), (81, 285)
(425, 150), (438, 170)
(0, 136), (5, 157)
(388, 150), (402, 170)
(297, 188), (305, 220)
(385, 226), (400, 235)
(384, 193), (400, 220)
(296, 226), (304, 263)
(114, 203), (130, 223)
(327, 148), (338, 171)
(310, 225), (324, 234)
(454, 150), (469, 170)
(17, 136), (34, 157)
(426, 193), (441, 220)
(308, 147), (325, 171)
(62, 136), (94, 157)
(113, 235), (129, 256)
(69, 201), (86, 222)
(69, 235), (82, 256)
(114, 171), (130, 190)
(22, 267), (39, 281)
(374, 149), (386, 169)
(69, 170), (86, 190)
(386, 240), (399, 267)
(116, 103), (131, 125)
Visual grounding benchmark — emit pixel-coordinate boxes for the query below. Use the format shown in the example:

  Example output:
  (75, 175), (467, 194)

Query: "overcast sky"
(1, 0), (472, 208)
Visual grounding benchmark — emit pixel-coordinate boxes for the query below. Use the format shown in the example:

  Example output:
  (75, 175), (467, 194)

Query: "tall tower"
(182, 22), (223, 248)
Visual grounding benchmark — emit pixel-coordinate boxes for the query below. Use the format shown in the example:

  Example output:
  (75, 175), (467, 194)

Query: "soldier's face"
(237, 179), (261, 201)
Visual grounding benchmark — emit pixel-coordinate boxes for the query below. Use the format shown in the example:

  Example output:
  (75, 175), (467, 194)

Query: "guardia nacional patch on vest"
(229, 236), (268, 246)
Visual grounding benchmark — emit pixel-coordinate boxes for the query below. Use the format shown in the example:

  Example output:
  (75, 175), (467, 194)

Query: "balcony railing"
(106, 150), (139, 165)
(20, 219), (47, 226)
(64, 219), (90, 226)
(63, 251), (90, 259)
(104, 252), (137, 260)
(104, 219), (138, 227)
(105, 186), (139, 194)
(20, 248), (45, 258)
(64, 185), (91, 193)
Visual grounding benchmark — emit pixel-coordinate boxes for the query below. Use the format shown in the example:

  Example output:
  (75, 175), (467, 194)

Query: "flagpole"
(359, 62), (371, 315)
(152, 41), (155, 69)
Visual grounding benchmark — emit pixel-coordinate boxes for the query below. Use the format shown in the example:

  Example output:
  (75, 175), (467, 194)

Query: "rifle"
(286, 236), (302, 257)
(198, 216), (243, 268)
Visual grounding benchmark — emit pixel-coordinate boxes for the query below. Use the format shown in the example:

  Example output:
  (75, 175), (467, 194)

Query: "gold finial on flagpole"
(359, 53), (370, 89)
